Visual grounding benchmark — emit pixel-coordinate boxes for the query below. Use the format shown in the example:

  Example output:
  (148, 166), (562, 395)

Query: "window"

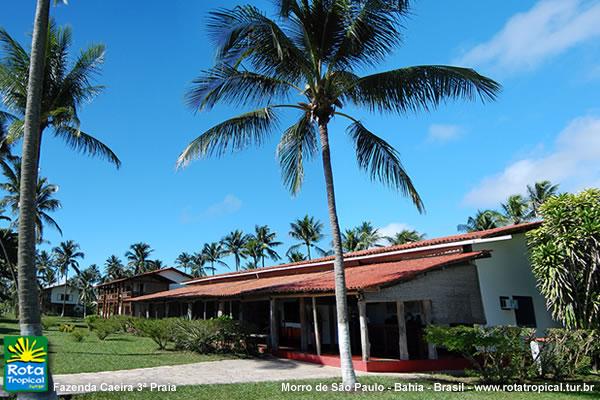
(59, 294), (70, 301)
(513, 296), (537, 328)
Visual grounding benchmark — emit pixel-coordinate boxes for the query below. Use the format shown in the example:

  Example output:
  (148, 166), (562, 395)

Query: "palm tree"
(242, 238), (263, 269)
(201, 242), (228, 276)
(501, 194), (532, 225)
(104, 255), (128, 281)
(0, 156), (61, 241)
(175, 252), (194, 274)
(148, 259), (164, 270)
(221, 230), (250, 271)
(355, 221), (382, 249)
(36, 250), (56, 287)
(341, 229), (362, 253)
(386, 229), (426, 245)
(190, 252), (207, 277)
(125, 242), (153, 274)
(527, 180), (559, 218)
(53, 240), (83, 317)
(176, 1), (499, 385)
(458, 210), (507, 232)
(255, 225), (282, 268)
(74, 264), (101, 318)
(289, 215), (325, 260)
(287, 250), (306, 263)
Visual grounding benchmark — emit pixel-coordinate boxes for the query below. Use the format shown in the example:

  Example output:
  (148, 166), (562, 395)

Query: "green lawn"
(0, 315), (229, 374)
(75, 377), (599, 400)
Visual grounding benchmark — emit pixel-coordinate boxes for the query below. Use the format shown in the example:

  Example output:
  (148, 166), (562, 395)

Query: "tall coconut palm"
(104, 255), (128, 281)
(527, 180), (559, 218)
(201, 242), (228, 276)
(125, 242), (153, 274)
(177, 0), (499, 385)
(287, 250), (306, 263)
(458, 210), (507, 233)
(221, 230), (250, 271)
(175, 252), (194, 274)
(36, 249), (56, 287)
(288, 215), (325, 260)
(190, 252), (207, 277)
(148, 259), (164, 270)
(254, 225), (282, 267)
(53, 240), (83, 317)
(241, 238), (263, 270)
(355, 221), (382, 249)
(0, 156), (61, 241)
(341, 228), (361, 253)
(386, 229), (425, 245)
(501, 194), (532, 225)
(75, 264), (100, 317)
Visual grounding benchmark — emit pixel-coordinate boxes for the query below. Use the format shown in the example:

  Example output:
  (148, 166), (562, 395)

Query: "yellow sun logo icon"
(6, 337), (47, 363)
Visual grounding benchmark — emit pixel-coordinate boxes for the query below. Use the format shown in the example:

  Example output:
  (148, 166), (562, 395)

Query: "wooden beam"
(421, 299), (438, 360)
(358, 299), (370, 361)
(300, 298), (308, 352)
(312, 297), (321, 356)
(269, 298), (279, 351)
(396, 301), (409, 360)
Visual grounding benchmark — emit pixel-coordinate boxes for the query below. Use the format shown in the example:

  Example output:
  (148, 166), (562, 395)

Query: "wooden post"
(299, 298), (308, 352)
(312, 297), (321, 356)
(421, 299), (438, 360)
(358, 299), (370, 361)
(203, 301), (207, 320)
(269, 298), (279, 352)
(187, 302), (193, 320)
(396, 301), (409, 360)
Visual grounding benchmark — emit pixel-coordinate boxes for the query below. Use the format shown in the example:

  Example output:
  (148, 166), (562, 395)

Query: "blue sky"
(2, 0), (600, 275)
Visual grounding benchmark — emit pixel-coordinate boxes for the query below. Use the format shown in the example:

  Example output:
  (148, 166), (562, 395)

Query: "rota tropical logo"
(3, 336), (48, 393)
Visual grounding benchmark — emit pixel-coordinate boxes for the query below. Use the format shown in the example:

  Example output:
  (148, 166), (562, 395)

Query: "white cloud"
(180, 194), (242, 223)
(427, 124), (463, 143)
(464, 116), (600, 206)
(457, 0), (600, 72)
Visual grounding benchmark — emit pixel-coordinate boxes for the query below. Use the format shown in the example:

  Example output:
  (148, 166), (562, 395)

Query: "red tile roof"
(130, 251), (488, 301)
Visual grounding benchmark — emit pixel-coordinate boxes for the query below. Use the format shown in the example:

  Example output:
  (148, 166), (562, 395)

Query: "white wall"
(49, 285), (80, 305)
(473, 233), (559, 333)
(158, 269), (189, 284)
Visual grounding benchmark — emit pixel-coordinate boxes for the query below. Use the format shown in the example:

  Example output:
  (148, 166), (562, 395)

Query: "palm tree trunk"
(317, 121), (357, 388)
(306, 242), (311, 260)
(17, 0), (57, 399)
(61, 269), (68, 317)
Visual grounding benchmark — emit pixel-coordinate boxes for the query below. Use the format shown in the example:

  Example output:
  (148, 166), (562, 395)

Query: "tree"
(458, 210), (507, 232)
(0, 156), (62, 241)
(287, 250), (306, 263)
(190, 252), (207, 277)
(527, 189), (600, 329)
(386, 229), (425, 245)
(74, 264), (100, 317)
(527, 180), (559, 218)
(148, 259), (164, 270)
(104, 255), (128, 281)
(341, 229), (361, 253)
(501, 194), (532, 225)
(355, 221), (382, 249)
(254, 225), (282, 267)
(125, 242), (153, 274)
(52, 240), (83, 317)
(36, 250), (56, 287)
(175, 252), (194, 274)
(242, 238), (263, 270)
(201, 242), (228, 275)
(221, 230), (250, 271)
(288, 215), (325, 260)
(176, 0), (499, 385)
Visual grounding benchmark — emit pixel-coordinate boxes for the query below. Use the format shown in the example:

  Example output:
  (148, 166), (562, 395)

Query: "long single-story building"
(124, 222), (557, 372)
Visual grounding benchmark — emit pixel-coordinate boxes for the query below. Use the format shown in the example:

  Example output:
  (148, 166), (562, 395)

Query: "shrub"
(41, 316), (61, 331)
(133, 318), (178, 350)
(58, 323), (75, 333)
(426, 325), (537, 383)
(84, 315), (100, 331)
(173, 317), (257, 355)
(93, 318), (121, 340)
(539, 329), (598, 379)
(70, 329), (87, 342)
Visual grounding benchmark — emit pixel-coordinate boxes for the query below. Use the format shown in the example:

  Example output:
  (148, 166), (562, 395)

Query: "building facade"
(41, 283), (81, 316)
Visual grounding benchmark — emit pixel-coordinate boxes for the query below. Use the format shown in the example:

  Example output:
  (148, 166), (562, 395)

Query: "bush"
(133, 318), (178, 350)
(70, 329), (87, 342)
(93, 318), (121, 340)
(172, 316), (257, 355)
(539, 329), (598, 379)
(426, 325), (537, 383)
(58, 323), (75, 333)
(41, 316), (61, 331)
(84, 315), (100, 331)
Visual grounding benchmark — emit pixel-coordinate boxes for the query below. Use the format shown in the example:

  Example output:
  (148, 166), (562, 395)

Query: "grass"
(0, 315), (229, 374)
(75, 376), (599, 400)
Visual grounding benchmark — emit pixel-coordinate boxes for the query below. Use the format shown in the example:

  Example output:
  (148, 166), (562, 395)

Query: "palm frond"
(348, 120), (423, 212)
(55, 43), (105, 107)
(40, 212), (63, 236)
(186, 64), (294, 111)
(177, 107), (278, 168)
(345, 65), (500, 114)
(276, 111), (317, 195)
(53, 125), (121, 168)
